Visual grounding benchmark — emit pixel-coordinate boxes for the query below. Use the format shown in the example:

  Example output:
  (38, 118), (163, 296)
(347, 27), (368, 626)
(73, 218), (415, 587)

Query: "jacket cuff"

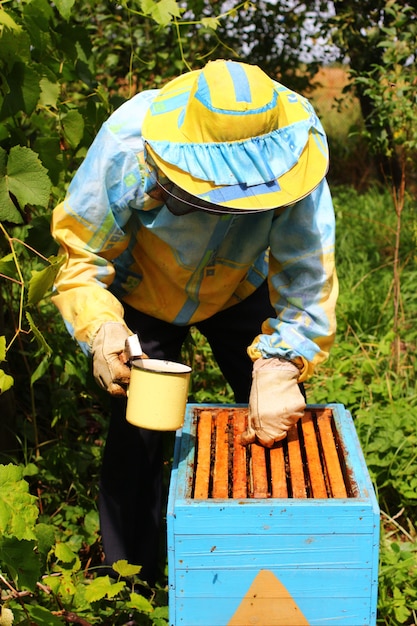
(247, 336), (313, 382)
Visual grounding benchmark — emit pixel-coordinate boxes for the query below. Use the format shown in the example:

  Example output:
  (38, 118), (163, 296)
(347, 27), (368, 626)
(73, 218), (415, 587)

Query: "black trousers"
(98, 282), (275, 584)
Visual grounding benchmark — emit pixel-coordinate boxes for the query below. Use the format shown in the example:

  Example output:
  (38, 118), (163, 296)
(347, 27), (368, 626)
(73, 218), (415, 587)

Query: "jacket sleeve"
(247, 178), (338, 380)
(51, 120), (145, 355)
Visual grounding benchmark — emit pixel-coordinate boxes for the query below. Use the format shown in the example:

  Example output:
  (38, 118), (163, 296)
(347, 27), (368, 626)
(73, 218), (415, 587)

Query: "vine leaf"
(55, 542), (81, 569)
(34, 523), (56, 557)
(0, 464), (39, 541)
(53, 0), (76, 21)
(127, 591), (154, 614)
(1, 62), (40, 118)
(141, 0), (182, 26)
(201, 16), (220, 30)
(84, 576), (126, 602)
(0, 536), (41, 590)
(25, 605), (63, 626)
(26, 312), (52, 356)
(0, 252), (17, 280)
(8, 145), (51, 208)
(27, 254), (65, 306)
(112, 559), (142, 577)
(39, 77), (60, 108)
(0, 337), (13, 393)
(0, 369), (14, 394)
(0, 147), (23, 224)
(0, 9), (21, 31)
(26, 312), (52, 386)
(61, 109), (84, 149)
(0, 146), (51, 222)
(0, 336), (6, 362)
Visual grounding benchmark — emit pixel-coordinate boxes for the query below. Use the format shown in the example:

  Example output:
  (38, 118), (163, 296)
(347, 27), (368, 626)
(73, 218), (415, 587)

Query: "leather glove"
(92, 322), (132, 396)
(241, 357), (306, 448)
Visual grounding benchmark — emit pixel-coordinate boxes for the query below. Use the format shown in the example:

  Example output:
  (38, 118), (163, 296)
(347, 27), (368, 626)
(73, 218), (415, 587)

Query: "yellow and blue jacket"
(51, 89), (338, 380)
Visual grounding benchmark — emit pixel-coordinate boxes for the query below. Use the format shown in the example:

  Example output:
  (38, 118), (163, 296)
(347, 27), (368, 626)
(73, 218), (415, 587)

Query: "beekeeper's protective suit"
(52, 60), (338, 584)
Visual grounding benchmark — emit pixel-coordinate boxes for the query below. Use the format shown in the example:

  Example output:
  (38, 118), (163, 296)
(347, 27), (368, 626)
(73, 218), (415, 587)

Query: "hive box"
(167, 404), (380, 626)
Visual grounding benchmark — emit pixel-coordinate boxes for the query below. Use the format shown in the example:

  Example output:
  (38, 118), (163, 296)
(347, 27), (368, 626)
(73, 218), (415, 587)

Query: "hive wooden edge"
(169, 402), (379, 510)
(182, 402), (344, 423)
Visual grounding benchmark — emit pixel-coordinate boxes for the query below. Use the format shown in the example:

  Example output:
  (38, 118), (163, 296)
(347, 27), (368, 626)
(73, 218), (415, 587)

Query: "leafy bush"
(0, 463), (169, 625)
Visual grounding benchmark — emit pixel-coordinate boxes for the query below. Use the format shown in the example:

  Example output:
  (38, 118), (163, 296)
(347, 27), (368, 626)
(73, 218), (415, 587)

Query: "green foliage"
(182, 328), (234, 403)
(308, 186), (417, 625)
(331, 0), (417, 193)
(0, 464), (39, 540)
(0, 463), (168, 624)
(0, 336), (13, 393)
(0, 146), (51, 222)
(350, 3), (417, 150)
(348, 7), (417, 369)
(138, 0), (183, 27)
(356, 402), (417, 507)
(378, 533), (417, 625)
(0, 0), (214, 216)
(27, 254), (65, 307)
(0, 221), (66, 404)
(1, 1), (417, 624)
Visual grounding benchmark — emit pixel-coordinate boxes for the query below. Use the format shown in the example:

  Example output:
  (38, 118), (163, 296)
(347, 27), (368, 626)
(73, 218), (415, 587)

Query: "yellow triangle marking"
(227, 569), (310, 625)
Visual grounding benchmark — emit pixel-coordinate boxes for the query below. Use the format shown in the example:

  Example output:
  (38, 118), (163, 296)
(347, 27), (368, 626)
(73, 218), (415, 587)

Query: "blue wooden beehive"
(167, 404), (379, 625)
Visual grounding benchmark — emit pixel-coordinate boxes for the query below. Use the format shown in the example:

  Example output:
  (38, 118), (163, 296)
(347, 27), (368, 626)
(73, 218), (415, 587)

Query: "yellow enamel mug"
(126, 359), (192, 430)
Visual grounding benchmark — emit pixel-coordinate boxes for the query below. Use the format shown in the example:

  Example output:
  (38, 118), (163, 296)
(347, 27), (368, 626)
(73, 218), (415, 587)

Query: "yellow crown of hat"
(180, 61), (279, 142)
(142, 60), (328, 211)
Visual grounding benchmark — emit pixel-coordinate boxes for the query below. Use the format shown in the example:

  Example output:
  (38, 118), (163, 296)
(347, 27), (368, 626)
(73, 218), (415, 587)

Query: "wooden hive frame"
(190, 406), (356, 501)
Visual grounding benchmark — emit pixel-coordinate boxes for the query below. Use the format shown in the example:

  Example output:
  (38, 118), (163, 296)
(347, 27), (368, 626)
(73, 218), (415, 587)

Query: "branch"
(53, 610), (93, 626)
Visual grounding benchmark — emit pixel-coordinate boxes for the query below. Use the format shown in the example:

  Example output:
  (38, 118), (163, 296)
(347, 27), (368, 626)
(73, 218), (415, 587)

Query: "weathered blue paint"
(167, 403), (380, 626)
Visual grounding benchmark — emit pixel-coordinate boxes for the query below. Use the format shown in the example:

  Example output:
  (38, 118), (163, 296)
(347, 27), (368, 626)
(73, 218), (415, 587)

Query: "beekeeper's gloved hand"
(92, 322), (132, 397)
(241, 357), (306, 448)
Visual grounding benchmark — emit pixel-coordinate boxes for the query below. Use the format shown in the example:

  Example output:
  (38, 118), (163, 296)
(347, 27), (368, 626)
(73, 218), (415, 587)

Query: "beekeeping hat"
(142, 59), (328, 212)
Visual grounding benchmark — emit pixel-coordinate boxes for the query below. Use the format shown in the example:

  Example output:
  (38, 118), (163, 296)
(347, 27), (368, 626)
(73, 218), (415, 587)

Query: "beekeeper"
(51, 59), (338, 584)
